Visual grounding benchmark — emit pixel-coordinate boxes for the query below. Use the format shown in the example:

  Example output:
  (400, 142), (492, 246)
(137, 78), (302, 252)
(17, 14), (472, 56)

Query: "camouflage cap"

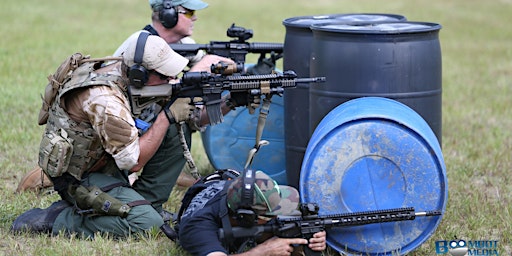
(227, 170), (299, 216)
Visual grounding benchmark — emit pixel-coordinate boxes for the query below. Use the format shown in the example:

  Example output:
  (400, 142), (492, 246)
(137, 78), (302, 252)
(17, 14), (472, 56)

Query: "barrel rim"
(310, 20), (442, 34)
(282, 13), (407, 28)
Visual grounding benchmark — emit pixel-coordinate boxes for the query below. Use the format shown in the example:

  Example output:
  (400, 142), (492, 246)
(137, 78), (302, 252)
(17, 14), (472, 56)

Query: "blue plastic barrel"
(300, 97), (447, 255)
(282, 13), (407, 189)
(201, 94), (287, 184)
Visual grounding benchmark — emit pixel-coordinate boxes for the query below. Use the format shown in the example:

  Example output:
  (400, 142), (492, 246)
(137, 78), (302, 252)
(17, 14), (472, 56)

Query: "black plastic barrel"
(309, 21), (443, 148)
(282, 14), (406, 189)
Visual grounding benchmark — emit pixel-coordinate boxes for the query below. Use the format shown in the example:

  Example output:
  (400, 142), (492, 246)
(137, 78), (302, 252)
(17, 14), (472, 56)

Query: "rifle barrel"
(415, 210), (443, 217)
(296, 77), (326, 83)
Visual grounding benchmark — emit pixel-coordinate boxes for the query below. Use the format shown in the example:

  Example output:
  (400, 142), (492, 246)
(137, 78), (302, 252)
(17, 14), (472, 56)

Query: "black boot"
(160, 224), (177, 241)
(11, 200), (70, 234)
(160, 210), (178, 241)
(160, 209), (178, 225)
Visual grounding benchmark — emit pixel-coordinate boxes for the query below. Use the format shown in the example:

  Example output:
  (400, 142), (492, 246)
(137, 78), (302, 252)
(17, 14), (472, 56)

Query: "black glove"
(246, 53), (277, 75)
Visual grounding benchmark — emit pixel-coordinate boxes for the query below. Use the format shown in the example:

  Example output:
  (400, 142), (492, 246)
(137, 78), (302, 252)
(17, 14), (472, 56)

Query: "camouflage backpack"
(38, 53), (86, 125)
(37, 53), (122, 125)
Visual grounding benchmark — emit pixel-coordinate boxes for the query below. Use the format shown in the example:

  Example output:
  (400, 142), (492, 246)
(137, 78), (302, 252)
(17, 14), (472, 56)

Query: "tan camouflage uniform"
(64, 65), (139, 170)
(44, 61), (165, 238)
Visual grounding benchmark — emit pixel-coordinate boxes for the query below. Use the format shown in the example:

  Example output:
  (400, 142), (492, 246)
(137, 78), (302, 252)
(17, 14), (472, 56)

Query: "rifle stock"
(128, 84), (173, 116)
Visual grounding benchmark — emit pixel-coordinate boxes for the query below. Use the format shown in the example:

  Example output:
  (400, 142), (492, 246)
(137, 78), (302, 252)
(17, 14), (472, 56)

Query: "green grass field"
(1, 0), (511, 255)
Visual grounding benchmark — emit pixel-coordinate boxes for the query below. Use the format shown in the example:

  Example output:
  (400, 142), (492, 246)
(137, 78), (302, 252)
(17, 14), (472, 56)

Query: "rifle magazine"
(206, 102), (223, 125)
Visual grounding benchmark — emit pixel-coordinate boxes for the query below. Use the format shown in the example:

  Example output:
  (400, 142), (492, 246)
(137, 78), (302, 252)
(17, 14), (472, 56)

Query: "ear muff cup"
(159, 0), (178, 29)
(128, 32), (150, 88)
(236, 169), (257, 227)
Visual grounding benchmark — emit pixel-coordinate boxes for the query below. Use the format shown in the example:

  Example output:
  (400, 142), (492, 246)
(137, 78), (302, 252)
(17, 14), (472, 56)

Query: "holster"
(73, 185), (131, 218)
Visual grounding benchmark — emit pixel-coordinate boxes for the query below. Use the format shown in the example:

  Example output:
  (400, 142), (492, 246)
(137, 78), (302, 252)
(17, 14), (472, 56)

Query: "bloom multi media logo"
(435, 236), (499, 256)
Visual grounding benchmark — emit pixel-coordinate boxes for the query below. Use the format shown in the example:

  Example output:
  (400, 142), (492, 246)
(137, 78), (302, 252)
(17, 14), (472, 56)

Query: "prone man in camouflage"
(177, 170), (327, 255)
(10, 33), (239, 239)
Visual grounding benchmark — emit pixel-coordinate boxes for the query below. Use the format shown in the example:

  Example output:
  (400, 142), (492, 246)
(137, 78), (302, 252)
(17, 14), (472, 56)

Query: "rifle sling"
(176, 122), (200, 179)
(220, 185), (236, 251)
(142, 24), (159, 36)
(244, 96), (272, 169)
(256, 96), (271, 147)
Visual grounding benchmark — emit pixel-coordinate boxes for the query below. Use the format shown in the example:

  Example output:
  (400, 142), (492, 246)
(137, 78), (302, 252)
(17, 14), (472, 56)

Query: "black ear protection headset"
(128, 31), (150, 88)
(235, 169), (258, 228)
(159, 0), (179, 29)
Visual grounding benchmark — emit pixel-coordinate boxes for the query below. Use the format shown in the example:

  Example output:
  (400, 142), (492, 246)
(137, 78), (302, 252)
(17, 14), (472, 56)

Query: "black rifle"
(218, 203), (442, 256)
(169, 24), (283, 71)
(128, 69), (325, 125)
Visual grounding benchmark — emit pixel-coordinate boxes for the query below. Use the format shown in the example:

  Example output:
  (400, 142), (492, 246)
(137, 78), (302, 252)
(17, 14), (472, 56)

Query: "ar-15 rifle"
(218, 203), (442, 256)
(169, 24), (283, 72)
(128, 68), (325, 125)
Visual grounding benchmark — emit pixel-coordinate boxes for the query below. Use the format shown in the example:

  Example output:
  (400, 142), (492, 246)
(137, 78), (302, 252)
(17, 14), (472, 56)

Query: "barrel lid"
(201, 93), (286, 184)
(283, 13), (406, 28)
(311, 21), (442, 34)
(300, 97), (447, 255)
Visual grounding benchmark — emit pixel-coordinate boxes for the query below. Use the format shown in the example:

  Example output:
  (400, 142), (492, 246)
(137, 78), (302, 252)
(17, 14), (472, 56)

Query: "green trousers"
(132, 123), (192, 213)
(53, 124), (192, 238)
